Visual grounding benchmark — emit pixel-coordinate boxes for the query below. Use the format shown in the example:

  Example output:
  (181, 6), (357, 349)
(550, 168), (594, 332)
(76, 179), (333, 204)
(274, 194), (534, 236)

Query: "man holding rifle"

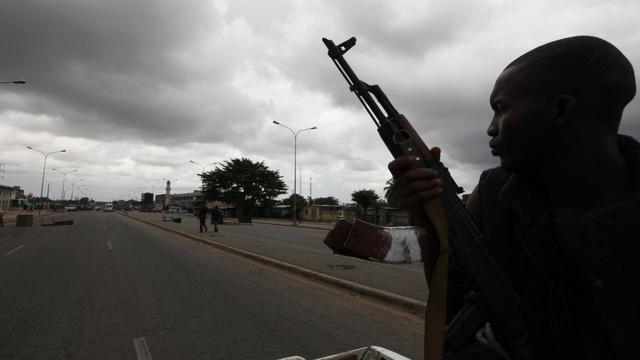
(390, 36), (638, 359)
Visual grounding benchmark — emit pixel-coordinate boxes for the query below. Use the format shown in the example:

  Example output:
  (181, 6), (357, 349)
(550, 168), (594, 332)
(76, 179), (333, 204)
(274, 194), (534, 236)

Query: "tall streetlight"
(273, 121), (317, 225)
(189, 160), (219, 174)
(189, 160), (219, 191)
(27, 146), (66, 212)
(52, 168), (77, 200)
(0, 80), (26, 84)
(70, 178), (84, 201)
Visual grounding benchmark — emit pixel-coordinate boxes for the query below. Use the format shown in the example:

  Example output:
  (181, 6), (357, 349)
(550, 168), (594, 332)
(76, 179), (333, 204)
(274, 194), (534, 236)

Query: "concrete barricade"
(16, 214), (34, 227)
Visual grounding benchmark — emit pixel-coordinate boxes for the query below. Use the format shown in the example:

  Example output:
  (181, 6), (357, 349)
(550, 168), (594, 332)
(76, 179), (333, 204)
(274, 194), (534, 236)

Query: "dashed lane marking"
(133, 337), (153, 360)
(4, 245), (25, 256)
(106, 241), (113, 250)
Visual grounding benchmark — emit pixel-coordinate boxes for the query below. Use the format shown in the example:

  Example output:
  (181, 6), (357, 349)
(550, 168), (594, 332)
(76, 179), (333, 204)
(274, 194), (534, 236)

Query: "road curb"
(225, 218), (334, 231)
(118, 212), (426, 315)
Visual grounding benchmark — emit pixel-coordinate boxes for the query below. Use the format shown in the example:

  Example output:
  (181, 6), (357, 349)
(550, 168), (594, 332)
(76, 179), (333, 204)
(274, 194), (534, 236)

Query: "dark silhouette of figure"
(390, 36), (638, 359)
(211, 205), (222, 232)
(198, 202), (208, 233)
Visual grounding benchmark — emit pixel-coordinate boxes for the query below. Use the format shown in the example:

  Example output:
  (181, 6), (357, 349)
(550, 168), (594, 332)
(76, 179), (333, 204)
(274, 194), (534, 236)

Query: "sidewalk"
(122, 211), (428, 313)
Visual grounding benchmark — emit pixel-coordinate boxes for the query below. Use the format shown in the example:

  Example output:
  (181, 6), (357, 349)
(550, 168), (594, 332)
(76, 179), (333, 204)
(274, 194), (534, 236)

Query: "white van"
(104, 203), (114, 212)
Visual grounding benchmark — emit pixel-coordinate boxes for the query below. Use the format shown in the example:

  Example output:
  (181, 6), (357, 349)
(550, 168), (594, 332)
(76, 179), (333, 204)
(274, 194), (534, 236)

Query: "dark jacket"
(198, 205), (208, 220)
(446, 135), (640, 359)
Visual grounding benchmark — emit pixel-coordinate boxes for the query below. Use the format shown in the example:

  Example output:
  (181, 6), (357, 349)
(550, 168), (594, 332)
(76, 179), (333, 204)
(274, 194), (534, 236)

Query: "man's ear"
(553, 94), (576, 126)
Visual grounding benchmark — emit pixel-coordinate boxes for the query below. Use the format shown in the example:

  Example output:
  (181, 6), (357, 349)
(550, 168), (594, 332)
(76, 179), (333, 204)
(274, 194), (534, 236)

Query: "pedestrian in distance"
(198, 202), (208, 233)
(211, 205), (222, 232)
(389, 36), (638, 359)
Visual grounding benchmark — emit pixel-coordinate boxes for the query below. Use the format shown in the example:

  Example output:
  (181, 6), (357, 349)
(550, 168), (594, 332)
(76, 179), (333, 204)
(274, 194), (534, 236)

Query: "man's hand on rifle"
(388, 147), (444, 220)
(390, 146), (482, 228)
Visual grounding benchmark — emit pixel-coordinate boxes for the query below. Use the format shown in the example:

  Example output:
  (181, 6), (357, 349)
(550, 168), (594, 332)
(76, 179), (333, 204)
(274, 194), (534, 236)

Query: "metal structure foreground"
(279, 346), (411, 360)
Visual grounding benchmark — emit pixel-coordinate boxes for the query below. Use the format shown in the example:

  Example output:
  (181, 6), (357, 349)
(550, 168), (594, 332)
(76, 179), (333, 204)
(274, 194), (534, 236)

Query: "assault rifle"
(323, 37), (530, 359)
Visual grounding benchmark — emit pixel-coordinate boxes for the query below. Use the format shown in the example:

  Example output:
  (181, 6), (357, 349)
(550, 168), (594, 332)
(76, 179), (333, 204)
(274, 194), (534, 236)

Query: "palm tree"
(384, 178), (397, 207)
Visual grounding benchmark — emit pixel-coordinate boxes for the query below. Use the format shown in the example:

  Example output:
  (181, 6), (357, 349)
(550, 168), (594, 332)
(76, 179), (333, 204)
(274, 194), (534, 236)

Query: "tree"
(313, 196), (340, 206)
(351, 189), (380, 215)
(201, 158), (287, 219)
(383, 178), (397, 207)
(280, 193), (308, 208)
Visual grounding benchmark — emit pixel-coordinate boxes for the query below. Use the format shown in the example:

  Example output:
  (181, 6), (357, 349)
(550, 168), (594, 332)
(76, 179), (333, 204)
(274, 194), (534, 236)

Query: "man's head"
(506, 36), (635, 120)
(487, 36), (635, 173)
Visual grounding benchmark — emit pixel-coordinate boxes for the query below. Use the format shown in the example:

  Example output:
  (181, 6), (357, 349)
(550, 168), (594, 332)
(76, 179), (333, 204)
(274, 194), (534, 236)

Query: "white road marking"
(106, 241), (113, 250)
(5, 245), (25, 256)
(133, 337), (153, 360)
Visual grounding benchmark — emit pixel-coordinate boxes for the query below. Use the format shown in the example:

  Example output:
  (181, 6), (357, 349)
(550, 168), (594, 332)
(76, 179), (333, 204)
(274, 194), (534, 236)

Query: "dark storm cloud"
(274, 0), (493, 107)
(256, 0), (503, 179)
(0, 0), (264, 145)
(2, 0), (639, 201)
(332, 1), (491, 57)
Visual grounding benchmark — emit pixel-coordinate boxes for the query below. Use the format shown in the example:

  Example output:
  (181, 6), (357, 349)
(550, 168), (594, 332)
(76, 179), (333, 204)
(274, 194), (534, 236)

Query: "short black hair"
(506, 36), (636, 120)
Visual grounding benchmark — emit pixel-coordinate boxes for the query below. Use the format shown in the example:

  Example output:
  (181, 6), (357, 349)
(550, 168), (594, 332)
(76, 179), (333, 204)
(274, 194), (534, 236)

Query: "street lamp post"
(189, 160), (219, 174)
(189, 160), (219, 191)
(272, 121), (317, 225)
(52, 168), (77, 200)
(70, 178), (84, 201)
(27, 147), (66, 213)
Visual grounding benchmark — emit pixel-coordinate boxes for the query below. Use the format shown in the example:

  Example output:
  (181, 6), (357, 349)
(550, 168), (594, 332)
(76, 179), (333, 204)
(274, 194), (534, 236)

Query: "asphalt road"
(132, 212), (428, 302)
(0, 211), (424, 359)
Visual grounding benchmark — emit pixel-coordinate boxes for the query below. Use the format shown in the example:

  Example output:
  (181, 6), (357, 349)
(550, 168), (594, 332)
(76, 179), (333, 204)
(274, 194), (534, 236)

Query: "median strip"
(118, 212), (426, 315)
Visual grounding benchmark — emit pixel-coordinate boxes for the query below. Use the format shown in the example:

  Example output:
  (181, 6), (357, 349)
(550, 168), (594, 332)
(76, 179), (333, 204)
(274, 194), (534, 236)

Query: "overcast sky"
(1, 0), (639, 203)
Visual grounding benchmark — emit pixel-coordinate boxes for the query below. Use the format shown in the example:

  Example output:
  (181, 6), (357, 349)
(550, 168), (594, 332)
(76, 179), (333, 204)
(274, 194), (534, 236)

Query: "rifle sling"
(423, 200), (449, 360)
